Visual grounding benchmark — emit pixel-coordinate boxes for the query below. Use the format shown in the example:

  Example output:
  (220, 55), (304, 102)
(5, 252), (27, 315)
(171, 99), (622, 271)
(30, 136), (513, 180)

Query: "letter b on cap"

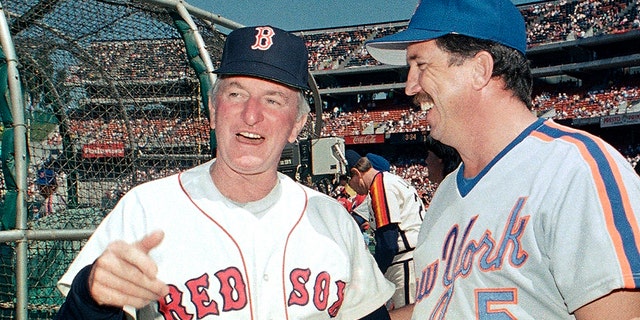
(251, 26), (275, 51)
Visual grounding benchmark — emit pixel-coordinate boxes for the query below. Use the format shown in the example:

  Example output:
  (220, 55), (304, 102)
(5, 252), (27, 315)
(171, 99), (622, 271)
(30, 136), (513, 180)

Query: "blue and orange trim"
(533, 120), (640, 288)
(370, 172), (392, 228)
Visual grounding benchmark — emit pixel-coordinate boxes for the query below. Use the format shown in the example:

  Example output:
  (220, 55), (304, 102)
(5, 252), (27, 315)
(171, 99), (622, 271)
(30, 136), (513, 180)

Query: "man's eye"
(226, 91), (248, 100)
(266, 98), (282, 105)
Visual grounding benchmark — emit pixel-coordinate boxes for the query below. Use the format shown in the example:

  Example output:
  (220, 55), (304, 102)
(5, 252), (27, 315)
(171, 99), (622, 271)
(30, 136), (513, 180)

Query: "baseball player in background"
(55, 25), (394, 319)
(345, 150), (425, 313)
(366, 0), (640, 319)
(34, 168), (67, 218)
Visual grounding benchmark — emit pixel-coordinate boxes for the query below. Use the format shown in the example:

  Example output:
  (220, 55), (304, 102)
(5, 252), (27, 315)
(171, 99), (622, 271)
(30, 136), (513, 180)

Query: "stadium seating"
(53, 0), (640, 206)
(297, 0), (639, 71)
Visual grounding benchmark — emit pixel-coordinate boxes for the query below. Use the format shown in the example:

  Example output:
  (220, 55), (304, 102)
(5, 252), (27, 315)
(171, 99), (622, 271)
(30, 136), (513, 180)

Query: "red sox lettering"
(158, 267), (346, 318)
(416, 197), (530, 319)
(288, 268), (346, 316)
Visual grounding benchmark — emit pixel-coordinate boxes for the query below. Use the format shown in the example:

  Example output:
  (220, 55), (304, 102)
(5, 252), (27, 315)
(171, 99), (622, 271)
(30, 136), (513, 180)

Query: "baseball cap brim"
(366, 28), (448, 66)
(215, 60), (310, 91)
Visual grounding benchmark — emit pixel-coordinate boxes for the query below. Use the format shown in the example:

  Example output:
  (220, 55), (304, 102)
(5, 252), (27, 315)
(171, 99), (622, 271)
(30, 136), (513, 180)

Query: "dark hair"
(353, 156), (372, 173)
(426, 136), (461, 176)
(435, 34), (533, 109)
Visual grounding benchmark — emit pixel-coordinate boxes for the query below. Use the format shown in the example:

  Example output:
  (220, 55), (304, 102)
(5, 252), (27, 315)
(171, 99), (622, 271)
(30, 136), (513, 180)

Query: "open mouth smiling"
(237, 132), (264, 141)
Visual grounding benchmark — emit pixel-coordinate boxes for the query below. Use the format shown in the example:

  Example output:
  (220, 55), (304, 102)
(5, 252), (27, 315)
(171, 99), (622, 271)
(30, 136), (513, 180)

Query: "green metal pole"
(0, 3), (28, 319)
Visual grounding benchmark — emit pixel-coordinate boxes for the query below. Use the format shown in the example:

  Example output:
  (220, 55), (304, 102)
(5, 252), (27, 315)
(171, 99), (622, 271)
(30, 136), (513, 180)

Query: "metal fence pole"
(0, 2), (28, 319)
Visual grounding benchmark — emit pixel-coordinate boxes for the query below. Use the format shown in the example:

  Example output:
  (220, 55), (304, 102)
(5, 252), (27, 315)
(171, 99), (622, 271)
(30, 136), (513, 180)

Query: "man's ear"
(288, 113), (308, 143)
(470, 50), (494, 90)
(350, 167), (362, 179)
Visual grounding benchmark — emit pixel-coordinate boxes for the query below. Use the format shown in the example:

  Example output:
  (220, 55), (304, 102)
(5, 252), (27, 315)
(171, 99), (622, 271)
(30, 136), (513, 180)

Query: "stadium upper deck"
(297, 0), (639, 71)
(58, 0), (640, 152)
(290, 0), (640, 131)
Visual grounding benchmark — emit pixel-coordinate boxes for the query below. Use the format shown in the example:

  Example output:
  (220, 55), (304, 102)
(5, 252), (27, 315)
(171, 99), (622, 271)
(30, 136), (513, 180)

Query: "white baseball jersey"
(58, 160), (394, 319)
(413, 119), (640, 319)
(369, 171), (425, 263)
(369, 171), (425, 309)
(352, 195), (372, 227)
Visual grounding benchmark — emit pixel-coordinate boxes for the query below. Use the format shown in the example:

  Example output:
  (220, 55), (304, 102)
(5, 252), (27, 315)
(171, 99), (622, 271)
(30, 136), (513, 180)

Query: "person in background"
(34, 168), (66, 218)
(55, 25), (393, 320)
(350, 152), (392, 232)
(350, 153), (392, 248)
(424, 135), (460, 185)
(417, 137), (461, 209)
(346, 150), (424, 313)
(366, 0), (640, 318)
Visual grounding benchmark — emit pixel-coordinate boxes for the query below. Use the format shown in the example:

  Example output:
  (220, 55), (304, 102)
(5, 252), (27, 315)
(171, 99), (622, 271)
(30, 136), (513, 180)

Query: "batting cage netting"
(0, 0), (246, 318)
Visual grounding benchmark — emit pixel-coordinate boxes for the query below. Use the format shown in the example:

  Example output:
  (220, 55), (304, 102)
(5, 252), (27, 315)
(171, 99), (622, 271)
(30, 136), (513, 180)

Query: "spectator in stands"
(366, 0), (640, 319)
(55, 25), (393, 320)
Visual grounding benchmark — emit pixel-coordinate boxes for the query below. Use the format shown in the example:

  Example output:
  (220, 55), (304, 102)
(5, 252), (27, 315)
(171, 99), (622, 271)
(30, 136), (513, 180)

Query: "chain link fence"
(0, 0), (238, 318)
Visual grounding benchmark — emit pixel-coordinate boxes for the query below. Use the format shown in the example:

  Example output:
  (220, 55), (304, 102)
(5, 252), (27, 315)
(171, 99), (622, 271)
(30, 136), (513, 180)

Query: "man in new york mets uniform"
(365, 0), (640, 319)
(55, 25), (394, 320)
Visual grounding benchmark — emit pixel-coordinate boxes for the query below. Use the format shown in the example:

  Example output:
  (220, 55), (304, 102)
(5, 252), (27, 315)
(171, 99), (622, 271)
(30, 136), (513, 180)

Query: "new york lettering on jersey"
(416, 197), (530, 319)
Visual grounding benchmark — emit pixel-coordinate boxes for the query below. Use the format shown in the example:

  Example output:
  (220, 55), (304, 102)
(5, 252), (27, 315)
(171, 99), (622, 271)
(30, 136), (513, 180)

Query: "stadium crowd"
(12, 0), (640, 222)
(299, 0), (640, 71)
(65, 118), (210, 147)
(67, 39), (192, 82)
(532, 81), (640, 118)
(524, 0), (640, 46)
(63, 0), (639, 78)
(44, 79), (638, 149)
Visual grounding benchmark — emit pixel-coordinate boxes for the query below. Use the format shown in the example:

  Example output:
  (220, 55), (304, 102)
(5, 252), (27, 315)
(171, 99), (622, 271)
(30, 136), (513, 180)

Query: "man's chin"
(428, 128), (441, 141)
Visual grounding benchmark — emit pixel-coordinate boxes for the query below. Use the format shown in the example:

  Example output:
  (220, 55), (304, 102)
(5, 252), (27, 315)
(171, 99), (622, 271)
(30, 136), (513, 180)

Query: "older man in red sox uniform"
(55, 26), (394, 320)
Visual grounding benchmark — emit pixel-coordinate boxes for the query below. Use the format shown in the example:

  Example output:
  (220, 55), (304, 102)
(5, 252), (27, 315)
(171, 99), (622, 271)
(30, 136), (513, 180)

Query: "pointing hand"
(88, 230), (170, 308)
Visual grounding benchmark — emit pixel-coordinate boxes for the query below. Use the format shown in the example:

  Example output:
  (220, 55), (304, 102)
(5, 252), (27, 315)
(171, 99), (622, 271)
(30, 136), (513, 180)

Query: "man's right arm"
(56, 230), (169, 319)
(573, 289), (640, 320)
(55, 264), (125, 320)
(374, 223), (400, 273)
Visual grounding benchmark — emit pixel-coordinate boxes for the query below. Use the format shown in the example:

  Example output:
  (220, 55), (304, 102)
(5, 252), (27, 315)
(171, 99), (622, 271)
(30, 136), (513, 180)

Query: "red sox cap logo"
(251, 26), (275, 51)
(214, 25), (310, 90)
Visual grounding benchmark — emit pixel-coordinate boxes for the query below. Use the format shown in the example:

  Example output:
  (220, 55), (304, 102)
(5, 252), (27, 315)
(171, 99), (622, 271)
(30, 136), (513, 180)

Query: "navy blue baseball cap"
(214, 26), (310, 91)
(345, 150), (362, 170)
(366, 0), (527, 65)
(36, 168), (56, 186)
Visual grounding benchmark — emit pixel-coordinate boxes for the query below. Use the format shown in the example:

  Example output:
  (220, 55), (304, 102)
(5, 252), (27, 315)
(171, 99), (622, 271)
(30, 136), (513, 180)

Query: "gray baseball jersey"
(412, 119), (640, 319)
